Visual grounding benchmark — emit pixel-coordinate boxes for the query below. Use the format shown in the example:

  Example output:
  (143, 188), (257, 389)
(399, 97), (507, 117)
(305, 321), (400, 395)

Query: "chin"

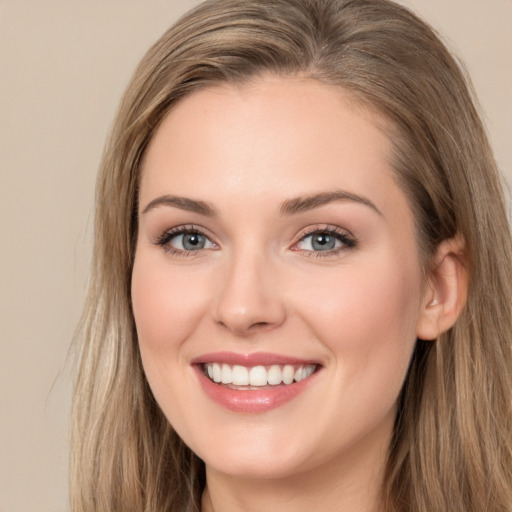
(202, 450), (308, 480)
(189, 426), (322, 481)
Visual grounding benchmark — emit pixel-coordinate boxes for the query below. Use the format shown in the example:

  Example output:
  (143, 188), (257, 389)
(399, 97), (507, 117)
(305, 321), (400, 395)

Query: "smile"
(204, 363), (317, 388)
(193, 352), (321, 412)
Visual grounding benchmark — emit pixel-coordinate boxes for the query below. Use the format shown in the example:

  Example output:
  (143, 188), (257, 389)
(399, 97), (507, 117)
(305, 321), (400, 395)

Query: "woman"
(71, 0), (512, 510)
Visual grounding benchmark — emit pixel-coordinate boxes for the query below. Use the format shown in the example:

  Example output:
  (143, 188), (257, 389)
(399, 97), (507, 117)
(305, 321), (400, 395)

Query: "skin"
(131, 76), (464, 512)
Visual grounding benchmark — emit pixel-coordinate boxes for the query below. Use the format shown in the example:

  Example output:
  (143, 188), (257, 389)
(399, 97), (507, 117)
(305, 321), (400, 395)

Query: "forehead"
(139, 76), (411, 224)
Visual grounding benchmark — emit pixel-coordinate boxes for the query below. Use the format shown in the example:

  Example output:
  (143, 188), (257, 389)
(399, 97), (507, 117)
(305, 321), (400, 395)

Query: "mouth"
(192, 352), (321, 413)
(203, 362), (317, 389)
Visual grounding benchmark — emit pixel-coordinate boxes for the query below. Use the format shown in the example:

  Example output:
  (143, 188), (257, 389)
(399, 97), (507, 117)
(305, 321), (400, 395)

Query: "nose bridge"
(213, 242), (285, 335)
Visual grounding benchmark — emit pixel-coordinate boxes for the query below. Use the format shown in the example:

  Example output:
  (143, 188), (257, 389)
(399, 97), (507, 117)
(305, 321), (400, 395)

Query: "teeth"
(204, 362), (316, 387)
(221, 364), (232, 384)
(212, 363), (222, 383)
(249, 366), (267, 386)
(282, 365), (295, 385)
(232, 365), (249, 385)
(267, 365), (282, 385)
(303, 365), (314, 379)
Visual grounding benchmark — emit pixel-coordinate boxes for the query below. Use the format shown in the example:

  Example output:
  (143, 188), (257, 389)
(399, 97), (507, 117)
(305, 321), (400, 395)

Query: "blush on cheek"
(311, 263), (419, 380)
(132, 258), (211, 349)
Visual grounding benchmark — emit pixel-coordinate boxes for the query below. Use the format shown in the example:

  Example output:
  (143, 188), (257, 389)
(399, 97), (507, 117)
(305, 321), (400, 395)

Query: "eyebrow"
(141, 189), (382, 217)
(142, 195), (218, 216)
(280, 190), (382, 216)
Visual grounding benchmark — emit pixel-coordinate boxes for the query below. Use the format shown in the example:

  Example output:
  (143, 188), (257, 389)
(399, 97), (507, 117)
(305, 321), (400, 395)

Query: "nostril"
(217, 318), (277, 337)
(250, 321), (270, 329)
(244, 321), (275, 334)
(212, 272), (287, 335)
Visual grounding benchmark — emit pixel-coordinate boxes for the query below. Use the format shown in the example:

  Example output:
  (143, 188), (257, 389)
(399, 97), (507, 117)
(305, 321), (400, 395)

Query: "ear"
(416, 236), (468, 341)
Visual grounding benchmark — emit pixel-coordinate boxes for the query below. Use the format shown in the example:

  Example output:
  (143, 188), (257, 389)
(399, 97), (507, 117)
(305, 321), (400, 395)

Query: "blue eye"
(155, 227), (216, 254)
(296, 228), (355, 254)
(301, 233), (339, 251)
(172, 232), (208, 250)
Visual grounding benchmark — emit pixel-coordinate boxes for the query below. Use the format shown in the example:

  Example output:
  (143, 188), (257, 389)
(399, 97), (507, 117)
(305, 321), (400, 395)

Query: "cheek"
(289, 256), (421, 391)
(131, 252), (211, 362)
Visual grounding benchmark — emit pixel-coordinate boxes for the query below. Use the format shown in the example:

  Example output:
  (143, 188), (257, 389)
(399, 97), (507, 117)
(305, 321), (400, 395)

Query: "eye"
(294, 227), (356, 255)
(154, 226), (217, 254)
(299, 232), (339, 251)
(172, 232), (212, 250)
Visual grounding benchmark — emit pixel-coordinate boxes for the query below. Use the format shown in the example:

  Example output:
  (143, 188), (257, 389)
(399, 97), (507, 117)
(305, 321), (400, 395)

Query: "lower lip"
(194, 366), (318, 413)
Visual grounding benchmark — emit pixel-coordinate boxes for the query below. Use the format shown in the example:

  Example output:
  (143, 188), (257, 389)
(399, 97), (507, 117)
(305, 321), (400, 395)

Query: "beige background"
(0, 1), (510, 511)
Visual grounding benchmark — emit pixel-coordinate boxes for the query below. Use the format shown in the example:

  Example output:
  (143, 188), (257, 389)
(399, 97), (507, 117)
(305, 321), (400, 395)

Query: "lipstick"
(192, 352), (320, 413)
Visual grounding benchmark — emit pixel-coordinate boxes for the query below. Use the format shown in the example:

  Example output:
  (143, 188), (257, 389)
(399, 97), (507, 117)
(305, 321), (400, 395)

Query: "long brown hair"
(71, 1), (512, 510)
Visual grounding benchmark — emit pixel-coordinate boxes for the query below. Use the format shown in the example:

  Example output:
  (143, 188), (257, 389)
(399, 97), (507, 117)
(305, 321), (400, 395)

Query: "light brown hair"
(71, 0), (512, 510)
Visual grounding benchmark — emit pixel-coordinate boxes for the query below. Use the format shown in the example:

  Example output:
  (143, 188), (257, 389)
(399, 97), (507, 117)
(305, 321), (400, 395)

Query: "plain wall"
(0, 1), (510, 511)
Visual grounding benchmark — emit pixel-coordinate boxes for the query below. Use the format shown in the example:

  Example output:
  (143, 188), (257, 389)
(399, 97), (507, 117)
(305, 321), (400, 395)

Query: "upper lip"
(191, 351), (321, 367)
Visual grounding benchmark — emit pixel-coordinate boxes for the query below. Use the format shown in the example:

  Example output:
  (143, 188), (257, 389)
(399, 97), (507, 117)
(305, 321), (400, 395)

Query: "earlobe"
(416, 236), (467, 341)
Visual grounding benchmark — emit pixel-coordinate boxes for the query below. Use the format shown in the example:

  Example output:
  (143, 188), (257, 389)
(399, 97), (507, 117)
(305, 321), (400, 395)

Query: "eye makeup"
(152, 222), (357, 259)
(291, 224), (357, 258)
(152, 224), (218, 257)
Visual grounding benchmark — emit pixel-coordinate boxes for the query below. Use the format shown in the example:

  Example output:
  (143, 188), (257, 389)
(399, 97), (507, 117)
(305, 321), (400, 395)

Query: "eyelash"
(153, 224), (215, 257)
(292, 225), (356, 258)
(153, 224), (356, 258)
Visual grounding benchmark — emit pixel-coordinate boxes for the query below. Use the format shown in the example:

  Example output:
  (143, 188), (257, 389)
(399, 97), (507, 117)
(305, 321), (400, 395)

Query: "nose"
(212, 251), (286, 337)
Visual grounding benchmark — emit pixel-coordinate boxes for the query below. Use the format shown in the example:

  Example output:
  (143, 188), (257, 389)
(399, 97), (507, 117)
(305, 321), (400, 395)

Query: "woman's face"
(132, 77), (430, 481)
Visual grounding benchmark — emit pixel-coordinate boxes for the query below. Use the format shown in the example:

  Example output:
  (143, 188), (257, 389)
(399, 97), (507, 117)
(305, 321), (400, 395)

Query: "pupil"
(183, 233), (205, 250)
(312, 234), (335, 251)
